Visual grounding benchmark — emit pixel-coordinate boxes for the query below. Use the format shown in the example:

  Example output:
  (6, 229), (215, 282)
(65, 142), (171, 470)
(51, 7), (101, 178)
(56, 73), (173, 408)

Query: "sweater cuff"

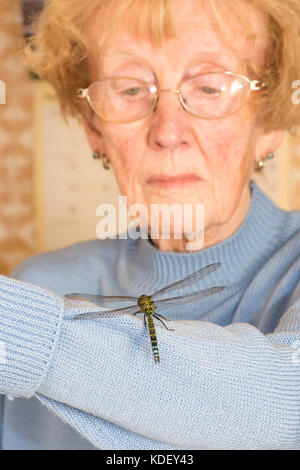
(0, 275), (64, 398)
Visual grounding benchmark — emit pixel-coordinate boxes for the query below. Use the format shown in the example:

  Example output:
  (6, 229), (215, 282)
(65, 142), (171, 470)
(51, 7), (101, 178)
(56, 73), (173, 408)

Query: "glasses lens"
(87, 78), (155, 123)
(180, 72), (250, 119)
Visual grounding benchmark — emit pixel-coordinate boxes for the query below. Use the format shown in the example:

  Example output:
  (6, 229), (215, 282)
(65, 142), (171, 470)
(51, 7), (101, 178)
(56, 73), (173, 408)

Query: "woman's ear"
(254, 129), (285, 165)
(80, 101), (105, 152)
(269, 129), (285, 151)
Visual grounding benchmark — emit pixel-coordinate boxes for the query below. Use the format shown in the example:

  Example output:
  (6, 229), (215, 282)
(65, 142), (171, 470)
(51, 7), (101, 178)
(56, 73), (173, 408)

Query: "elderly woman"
(0, 0), (299, 450)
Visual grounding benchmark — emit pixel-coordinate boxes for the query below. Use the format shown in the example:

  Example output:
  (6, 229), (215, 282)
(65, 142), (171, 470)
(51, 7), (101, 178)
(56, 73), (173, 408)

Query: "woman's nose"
(148, 90), (192, 151)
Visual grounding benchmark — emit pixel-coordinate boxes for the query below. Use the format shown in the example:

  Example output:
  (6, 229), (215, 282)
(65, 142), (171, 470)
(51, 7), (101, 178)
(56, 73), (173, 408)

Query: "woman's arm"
(0, 275), (64, 398)
(0, 273), (299, 449)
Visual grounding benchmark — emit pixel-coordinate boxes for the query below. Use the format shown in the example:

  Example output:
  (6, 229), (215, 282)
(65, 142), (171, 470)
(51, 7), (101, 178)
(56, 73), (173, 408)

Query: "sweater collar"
(122, 180), (286, 293)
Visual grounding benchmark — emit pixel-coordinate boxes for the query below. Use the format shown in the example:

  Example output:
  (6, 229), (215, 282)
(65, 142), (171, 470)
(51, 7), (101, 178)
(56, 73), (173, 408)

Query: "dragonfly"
(65, 262), (225, 364)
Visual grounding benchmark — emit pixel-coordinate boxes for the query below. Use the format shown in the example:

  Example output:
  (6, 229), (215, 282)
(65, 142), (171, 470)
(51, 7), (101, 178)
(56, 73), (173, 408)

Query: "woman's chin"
(144, 179), (206, 204)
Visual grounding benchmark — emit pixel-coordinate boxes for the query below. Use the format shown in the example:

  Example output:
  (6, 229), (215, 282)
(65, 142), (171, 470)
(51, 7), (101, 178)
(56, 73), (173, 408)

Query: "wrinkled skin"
(82, 0), (284, 252)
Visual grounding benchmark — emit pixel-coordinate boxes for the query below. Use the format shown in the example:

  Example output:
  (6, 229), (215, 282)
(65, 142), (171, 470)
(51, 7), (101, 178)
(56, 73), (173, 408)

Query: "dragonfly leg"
(154, 312), (172, 322)
(143, 315), (147, 328)
(153, 314), (175, 331)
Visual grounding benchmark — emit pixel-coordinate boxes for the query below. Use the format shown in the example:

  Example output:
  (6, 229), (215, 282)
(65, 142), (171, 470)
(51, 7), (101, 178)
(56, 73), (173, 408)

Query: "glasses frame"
(77, 70), (268, 124)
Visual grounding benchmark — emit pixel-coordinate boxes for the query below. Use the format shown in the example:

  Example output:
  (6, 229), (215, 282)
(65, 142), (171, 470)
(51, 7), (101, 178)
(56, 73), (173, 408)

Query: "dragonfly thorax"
(137, 294), (155, 314)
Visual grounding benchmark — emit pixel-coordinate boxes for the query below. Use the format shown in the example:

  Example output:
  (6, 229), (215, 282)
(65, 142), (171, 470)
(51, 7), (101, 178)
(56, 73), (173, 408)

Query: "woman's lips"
(147, 174), (202, 188)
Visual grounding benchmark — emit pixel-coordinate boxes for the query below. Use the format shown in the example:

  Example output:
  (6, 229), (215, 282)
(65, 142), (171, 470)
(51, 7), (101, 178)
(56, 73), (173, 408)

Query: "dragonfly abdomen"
(147, 313), (160, 363)
(137, 295), (160, 363)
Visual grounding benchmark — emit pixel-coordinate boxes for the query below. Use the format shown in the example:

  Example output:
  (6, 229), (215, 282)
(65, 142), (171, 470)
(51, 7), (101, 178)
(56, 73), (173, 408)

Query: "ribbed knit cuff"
(0, 275), (64, 398)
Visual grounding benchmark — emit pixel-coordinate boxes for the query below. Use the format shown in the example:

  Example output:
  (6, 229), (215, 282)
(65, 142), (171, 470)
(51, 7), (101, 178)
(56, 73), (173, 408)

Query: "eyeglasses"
(77, 71), (267, 124)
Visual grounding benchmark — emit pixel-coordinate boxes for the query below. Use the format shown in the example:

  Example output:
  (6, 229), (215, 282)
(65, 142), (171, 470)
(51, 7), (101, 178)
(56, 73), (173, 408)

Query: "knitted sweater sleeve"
(0, 273), (299, 450)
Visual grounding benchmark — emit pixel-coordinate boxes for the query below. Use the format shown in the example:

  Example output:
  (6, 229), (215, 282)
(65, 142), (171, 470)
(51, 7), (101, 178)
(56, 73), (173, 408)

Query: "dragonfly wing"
(65, 293), (137, 304)
(151, 263), (221, 299)
(154, 286), (225, 312)
(73, 304), (141, 320)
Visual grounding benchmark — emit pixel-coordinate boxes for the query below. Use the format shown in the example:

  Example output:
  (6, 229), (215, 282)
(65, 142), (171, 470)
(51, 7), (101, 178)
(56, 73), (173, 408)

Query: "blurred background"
(0, 0), (300, 276)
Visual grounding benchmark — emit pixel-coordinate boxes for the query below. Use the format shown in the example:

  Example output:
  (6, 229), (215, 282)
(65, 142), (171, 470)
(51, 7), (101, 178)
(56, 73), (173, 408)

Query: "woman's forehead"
(87, 0), (267, 74)
(97, 47), (242, 79)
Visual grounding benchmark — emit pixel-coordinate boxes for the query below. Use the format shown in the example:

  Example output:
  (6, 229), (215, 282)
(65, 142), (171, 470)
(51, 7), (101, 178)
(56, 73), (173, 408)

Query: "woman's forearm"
(0, 275), (64, 398)
(41, 302), (300, 449)
(1, 274), (299, 449)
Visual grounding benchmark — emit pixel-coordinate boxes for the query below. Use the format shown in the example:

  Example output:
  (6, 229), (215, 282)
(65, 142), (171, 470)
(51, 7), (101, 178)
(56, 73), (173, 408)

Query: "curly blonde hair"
(23, 0), (300, 136)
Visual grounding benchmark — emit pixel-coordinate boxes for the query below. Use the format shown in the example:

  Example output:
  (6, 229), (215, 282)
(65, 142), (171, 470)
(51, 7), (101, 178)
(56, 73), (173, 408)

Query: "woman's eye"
(122, 87), (142, 96)
(199, 86), (219, 95)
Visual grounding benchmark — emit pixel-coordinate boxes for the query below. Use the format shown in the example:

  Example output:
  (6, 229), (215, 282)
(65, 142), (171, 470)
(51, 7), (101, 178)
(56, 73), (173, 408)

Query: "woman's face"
(83, 0), (283, 250)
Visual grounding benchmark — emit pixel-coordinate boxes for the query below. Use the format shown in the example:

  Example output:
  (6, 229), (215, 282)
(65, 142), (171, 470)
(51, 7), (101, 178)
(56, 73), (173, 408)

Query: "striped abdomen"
(137, 295), (160, 363)
(147, 313), (160, 363)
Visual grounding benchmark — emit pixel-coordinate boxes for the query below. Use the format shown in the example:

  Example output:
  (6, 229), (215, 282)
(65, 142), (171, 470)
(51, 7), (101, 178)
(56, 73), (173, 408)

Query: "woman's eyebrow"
(186, 51), (242, 70)
(103, 49), (241, 69)
(101, 49), (140, 58)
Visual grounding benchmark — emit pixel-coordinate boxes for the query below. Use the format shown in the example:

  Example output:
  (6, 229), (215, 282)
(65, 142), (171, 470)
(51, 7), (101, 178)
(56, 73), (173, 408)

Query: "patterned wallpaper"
(292, 136), (300, 209)
(0, 0), (36, 275)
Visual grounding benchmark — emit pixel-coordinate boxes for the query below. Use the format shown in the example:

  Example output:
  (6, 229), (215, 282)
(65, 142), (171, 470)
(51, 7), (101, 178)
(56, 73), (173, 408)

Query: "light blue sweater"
(0, 180), (299, 450)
